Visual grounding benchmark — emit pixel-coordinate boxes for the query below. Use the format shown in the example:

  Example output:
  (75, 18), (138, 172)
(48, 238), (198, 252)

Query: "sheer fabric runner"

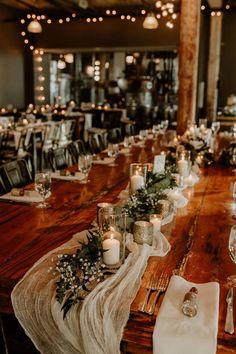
(11, 231), (151, 354)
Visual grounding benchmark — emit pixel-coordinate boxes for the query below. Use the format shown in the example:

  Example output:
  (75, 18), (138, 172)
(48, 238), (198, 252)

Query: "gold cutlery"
(139, 276), (158, 313)
(145, 272), (169, 315)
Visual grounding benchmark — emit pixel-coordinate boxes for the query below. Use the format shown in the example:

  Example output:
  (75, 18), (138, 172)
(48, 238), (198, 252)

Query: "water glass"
(35, 172), (51, 209)
(78, 154), (92, 183)
(107, 143), (119, 165)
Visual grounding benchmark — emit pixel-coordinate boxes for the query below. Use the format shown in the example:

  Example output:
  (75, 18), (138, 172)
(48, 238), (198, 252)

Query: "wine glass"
(107, 143), (119, 166)
(160, 120), (169, 133)
(232, 182), (236, 219)
(78, 154), (92, 183)
(227, 225), (236, 286)
(34, 172), (51, 209)
(211, 122), (220, 136)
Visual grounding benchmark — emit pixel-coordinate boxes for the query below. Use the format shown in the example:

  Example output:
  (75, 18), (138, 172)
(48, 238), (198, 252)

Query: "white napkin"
(92, 157), (115, 165)
(51, 171), (84, 181)
(0, 190), (43, 203)
(153, 275), (219, 354)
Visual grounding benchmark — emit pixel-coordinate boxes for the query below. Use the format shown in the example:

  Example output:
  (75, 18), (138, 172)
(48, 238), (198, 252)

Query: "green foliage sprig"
(54, 229), (112, 318)
(124, 170), (177, 221)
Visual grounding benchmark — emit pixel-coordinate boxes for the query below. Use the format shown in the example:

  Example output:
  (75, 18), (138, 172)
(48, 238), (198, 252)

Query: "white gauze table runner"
(11, 230), (152, 354)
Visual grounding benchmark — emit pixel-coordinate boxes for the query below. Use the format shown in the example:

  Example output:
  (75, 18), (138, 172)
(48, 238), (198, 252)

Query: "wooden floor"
(1, 314), (39, 354)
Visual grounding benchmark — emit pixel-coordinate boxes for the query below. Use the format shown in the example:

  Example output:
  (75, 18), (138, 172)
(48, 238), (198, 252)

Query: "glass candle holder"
(98, 206), (126, 267)
(129, 163), (147, 195)
(133, 221), (153, 246)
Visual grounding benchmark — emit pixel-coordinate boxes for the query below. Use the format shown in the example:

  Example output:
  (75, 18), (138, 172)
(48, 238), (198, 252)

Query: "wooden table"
(0, 139), (236, 353)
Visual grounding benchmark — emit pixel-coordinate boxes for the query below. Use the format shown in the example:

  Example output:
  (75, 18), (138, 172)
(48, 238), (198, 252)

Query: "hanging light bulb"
(64, 53), (74, 64)
(143, 13), (158, 29)
(27, 19), (42, 33)
(57, 59), (66, 69)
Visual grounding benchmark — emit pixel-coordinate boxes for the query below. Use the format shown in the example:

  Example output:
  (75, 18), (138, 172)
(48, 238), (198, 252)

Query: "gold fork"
(145, 272), (169, 315)
(139, 276), (158, 312)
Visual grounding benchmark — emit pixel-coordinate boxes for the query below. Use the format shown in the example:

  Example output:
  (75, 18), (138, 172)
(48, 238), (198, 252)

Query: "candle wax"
(102, 238), (120, 265)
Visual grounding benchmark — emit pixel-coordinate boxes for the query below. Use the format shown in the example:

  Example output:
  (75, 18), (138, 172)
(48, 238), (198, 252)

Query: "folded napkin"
(92, 157), (115, 165)
(153, 275), (219, 354)
(51, 171), (84, 181)
(0, 190), (43, 203)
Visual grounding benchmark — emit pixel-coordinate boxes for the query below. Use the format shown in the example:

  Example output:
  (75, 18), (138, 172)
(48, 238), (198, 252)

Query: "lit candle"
(177, 158), (189, 177)
(173, 137), (178, 145)
(200, 124), (206, 133)
(130, 172), (145, 194)
(102, 237), (120, 265)
(149, 215), (162, 234)
(103, 227), (122, 243)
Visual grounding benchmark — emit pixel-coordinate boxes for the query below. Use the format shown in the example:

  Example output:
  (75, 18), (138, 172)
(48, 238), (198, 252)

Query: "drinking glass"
(107, 143), (119, 166)
(232, 182), (236, 219)
(78, 154), (92, 183)
(34, 172), (51, 209)
(160, 120), (169, 133)
(227, 225), (236, 286)
(139, 129), (148, 143)
(211, 121), (220, 136)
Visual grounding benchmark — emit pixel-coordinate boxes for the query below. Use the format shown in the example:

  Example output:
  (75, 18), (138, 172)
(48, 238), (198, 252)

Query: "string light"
(34, 50), (45, 104)
(20, 1), (183, 50)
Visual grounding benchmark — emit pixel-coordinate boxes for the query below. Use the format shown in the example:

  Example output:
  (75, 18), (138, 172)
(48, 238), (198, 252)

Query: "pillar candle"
(177, 159), (189, 177)
(130, 173), (145, 194)
(149, 215), (162, 234)
(102, 238), (120, 265)
(103, 228), (122, 243)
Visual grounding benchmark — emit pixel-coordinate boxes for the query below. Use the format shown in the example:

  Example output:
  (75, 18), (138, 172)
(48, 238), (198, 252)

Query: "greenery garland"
(124, 170), (177, 221)
(55, 229), (112, 318)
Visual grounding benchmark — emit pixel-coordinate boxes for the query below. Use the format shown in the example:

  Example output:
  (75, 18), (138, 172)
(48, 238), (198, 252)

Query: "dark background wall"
(34, 17), (179, 50)
(0, 4), (25, 108)
(219, 12), (236, 108)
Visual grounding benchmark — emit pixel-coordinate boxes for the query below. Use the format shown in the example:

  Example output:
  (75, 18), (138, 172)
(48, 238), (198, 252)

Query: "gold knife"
(225, 287), (234, 335)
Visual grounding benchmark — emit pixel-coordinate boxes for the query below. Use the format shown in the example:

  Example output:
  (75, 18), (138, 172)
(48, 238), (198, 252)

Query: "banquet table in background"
(0, 138), (236, 353)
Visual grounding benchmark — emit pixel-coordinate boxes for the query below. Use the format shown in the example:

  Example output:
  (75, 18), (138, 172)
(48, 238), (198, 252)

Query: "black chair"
(0, 158), (33, 193)
(107, 127), (122, 144)
(48, 148), (68, 171)
(68, 139), (87, 164)
(88, 133), (106, 155)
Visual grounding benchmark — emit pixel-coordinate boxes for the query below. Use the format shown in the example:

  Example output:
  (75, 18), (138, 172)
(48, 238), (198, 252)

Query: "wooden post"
(206, 13), (222, 122)
(177, 0), (201, 134)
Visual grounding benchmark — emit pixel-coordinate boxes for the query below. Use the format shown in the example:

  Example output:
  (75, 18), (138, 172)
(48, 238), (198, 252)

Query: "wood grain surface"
(0, 138), (236, 353)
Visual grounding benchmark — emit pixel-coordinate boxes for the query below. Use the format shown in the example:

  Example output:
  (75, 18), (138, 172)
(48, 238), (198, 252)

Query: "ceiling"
(0, 0), (179, 16)
(0, 0), (234, 18)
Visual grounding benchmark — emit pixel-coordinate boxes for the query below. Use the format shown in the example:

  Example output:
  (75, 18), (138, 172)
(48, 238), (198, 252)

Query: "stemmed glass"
(227, 225), (236, 286)
(160, 120), (169, 133)
(232, 182), (236, 219)
(78, 154), (92, 184)
(34, 172), (51, 209)
(107, 143), (119, 166)
(211, 122), (220, 136)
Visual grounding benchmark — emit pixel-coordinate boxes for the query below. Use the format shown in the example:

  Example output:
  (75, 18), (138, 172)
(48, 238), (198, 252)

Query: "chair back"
(68, 139), (87, 164)
(48, 148), (68, 171)
(0, 159), (33, 192)
(107, 128), (122, 144)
